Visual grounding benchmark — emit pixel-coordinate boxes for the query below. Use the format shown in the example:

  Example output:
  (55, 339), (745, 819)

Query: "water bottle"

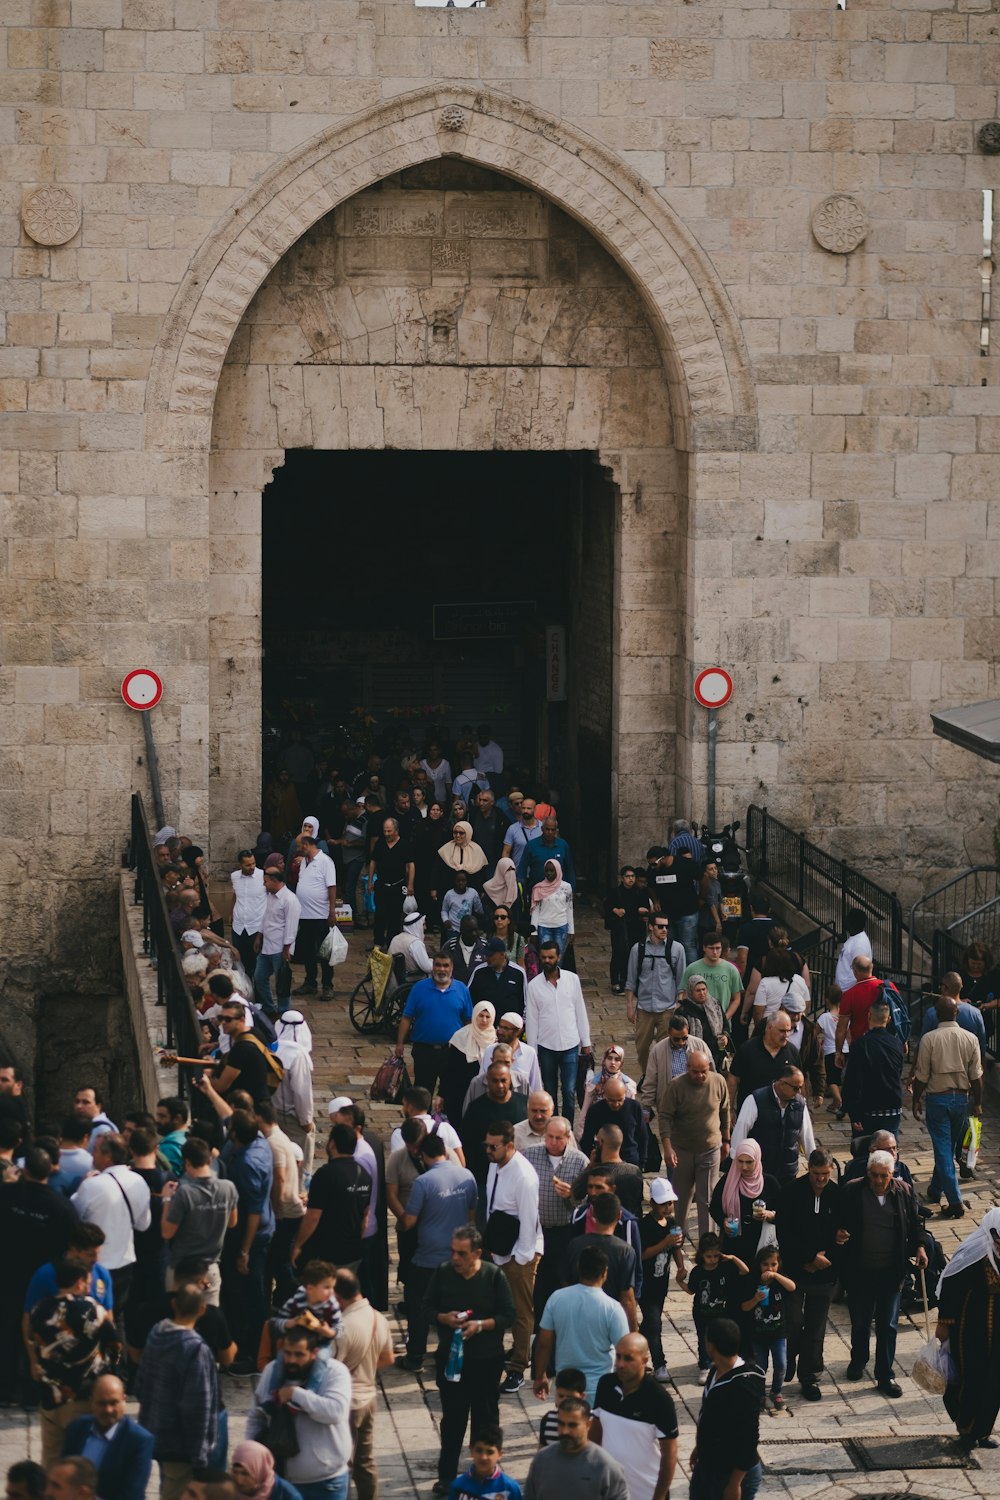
(725, 1216), (740, 1238)
(444, 1310), (473, 1382)
(444, 1330), (465, 1382)
(757, 1282), (770, 1306)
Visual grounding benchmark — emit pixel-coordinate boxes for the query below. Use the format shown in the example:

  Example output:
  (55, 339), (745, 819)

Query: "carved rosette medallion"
(21, 186), (81, 246)
(439, 106), (467, 132)
(978, 122), (1000, 155)
(811, 194), (868, 254)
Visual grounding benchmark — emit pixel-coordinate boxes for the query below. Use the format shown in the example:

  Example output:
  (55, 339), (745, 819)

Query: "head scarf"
(231, 1441), (276, 1500)
(264, 854), (284, 871)
(439, 821), (488, 874)
(154, 825), (177, 846)
(275, 1008), (314, 1054)
(483, 857), (518, 907)
(450, 1000), (497, 1063)
(301, 815), (320, 838)
(937, 1206), (1000, 1296)
(531, 857), (564, 905)
(722, 1139), (765, 1220)
(589, 1044), (630, 1107)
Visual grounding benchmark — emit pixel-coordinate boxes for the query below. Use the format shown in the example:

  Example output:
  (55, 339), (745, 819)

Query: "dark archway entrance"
(261, 449), (616, 884)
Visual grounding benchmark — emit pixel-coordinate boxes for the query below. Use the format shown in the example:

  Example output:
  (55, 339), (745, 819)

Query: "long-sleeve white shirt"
(525, 970), (591, 1052)
(486, 1148), (543, 1265)
(261, 884), (301, 956)
(731, 1088), (816, 1158)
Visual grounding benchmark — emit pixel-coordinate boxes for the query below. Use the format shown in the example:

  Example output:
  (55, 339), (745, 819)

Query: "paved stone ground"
(4, 904), (1000, 1499)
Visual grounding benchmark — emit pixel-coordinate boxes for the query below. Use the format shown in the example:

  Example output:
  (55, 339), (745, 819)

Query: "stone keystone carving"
(439, 105), (467, 132)
(21, 185), (81, 246)
(978, 122), (1000, 155)
(811, 194), (867, 254)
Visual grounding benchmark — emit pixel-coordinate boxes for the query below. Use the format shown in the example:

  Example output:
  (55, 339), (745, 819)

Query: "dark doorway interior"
(261, 450), (615, 884)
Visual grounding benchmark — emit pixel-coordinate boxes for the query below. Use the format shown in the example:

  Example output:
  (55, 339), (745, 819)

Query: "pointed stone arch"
(146, 84), (755, 456)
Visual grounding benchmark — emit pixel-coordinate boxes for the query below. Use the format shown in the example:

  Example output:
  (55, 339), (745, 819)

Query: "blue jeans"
(673, 913), (700, 965)
(690, 1461), (762, 1500)
(752, 1335), (787, 1398)
(537, 923), (570, 957)
(538, 1044), (579, 1125)
(925, 1092), (968, 1208)
(848, 1268), (901, 1382)
(254, 950), (289, 1014)
(296, 1476), (349, 1500)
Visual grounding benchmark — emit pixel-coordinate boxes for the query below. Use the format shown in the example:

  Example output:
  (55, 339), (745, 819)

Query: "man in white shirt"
(253, 866), (301, 1017)
(730, 1067), (815, 1186)
(230, 849), (267, 978)
(835, 908), (873, 992)
(388, 911), (434, 978)
(474, 725), (503, 779)
(273, 1008), (315, 1184)
(293, 834), (338, 1001)
(388, 1085), (464, 1163)
(525, 941), (592, 1127)
(71, 1133), (152, 1315)
(484, 1120), (542, 1394)
(480, 1013), (543, 1092)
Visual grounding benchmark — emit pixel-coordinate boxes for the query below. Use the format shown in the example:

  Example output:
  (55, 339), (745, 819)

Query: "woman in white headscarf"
(936, 1206), (1000, 1450)
(440, 1001), (497, 1125)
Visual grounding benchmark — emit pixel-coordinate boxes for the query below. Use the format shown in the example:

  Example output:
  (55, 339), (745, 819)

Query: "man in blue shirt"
(396, 952), (473, 1095)
(517, 819), (577, 893)
(220, 1110), (274, 1373)
(919, 972), (987, 1055)
(62, 1374), (154, 1500)
(49, 1115), (96, 1197)
(399, 1134), (478, 1369)
(24, 1223), (113, 1319)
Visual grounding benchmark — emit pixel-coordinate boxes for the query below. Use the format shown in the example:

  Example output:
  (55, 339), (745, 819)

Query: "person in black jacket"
(580, 1080), (646, 1166)
(604, 867), (649, 993)
(834, 1151), (927, 1398)
(689, 1317), (765, 1500)
(841, 1000), (904, 1140)
(775, 1149), (841, 1402)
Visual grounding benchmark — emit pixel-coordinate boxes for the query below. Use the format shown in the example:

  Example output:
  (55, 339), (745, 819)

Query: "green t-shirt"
(681, 958), (742, 1010)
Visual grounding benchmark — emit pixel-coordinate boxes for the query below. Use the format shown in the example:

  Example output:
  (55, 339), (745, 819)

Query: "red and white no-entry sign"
(693, 666), (733, 709)
(121, 668), (163, 711)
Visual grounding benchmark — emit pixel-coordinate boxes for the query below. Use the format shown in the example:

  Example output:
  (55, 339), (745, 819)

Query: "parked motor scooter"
(693, 820), (750, 931)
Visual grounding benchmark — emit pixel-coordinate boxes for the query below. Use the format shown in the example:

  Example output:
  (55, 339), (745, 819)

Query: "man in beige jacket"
(641, 1016), (720, 1236)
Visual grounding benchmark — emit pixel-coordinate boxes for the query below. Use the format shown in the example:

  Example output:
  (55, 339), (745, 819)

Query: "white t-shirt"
(296, 850), (338, 920)
(758, 973), (810, 1019)
(836, 932), (872, 991)
(389, 1114), (463, 1154)
(817, 1011), (846, 1056)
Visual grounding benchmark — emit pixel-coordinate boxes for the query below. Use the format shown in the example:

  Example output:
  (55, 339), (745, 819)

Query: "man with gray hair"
(524, 1116), (588, 1319)
(835, 1149), (925, 1397)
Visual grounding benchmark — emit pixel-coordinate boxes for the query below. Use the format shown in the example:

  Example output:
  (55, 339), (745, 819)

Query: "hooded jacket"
(135, 1320), (218, 1467)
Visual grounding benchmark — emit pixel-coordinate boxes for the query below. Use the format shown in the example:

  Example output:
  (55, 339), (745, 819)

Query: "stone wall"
(1, 2), (999, 1007)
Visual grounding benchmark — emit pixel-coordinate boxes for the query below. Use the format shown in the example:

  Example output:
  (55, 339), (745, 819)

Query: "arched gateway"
(143, 85), (756, 874)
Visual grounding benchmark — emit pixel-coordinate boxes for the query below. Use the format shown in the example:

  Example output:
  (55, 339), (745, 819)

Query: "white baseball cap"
(650, 1178), (679, 1205)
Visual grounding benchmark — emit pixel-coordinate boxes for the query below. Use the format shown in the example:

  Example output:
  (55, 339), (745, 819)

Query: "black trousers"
(534, 1224), (573, 1325)
(374, 881), (405, 948)
(786, 1283), (834, 1384)
(641, 1285), (669, 1369)
(397, 1224), (418, 1307)
(609, 921), (631, 988)
(233, 927), (259, 977)
(296, 917), (333, 989)
(411, 1042), (450, 1096)
(435, 1353), (504, 1484)
(406, 1263), (437, 1360)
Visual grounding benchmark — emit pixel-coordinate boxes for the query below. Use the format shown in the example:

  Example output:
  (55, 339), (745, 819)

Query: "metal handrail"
(744, 804), (904, 974)
(129, 792), (204, 1100)
(906, 864), (1000, 988)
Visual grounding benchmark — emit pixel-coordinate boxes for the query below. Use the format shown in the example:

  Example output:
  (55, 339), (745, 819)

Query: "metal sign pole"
(707, 706), (717, 831)
(141, 708), (166, 830)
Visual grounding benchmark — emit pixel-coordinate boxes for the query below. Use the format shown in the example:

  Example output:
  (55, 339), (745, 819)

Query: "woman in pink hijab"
(709, 1138), (780, 1267)
(230, 1440), (300, 1500)
(529, 857), (575, 958)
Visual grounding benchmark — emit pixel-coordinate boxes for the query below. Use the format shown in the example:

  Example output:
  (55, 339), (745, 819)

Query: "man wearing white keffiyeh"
(935, 1206), (1000, 1451)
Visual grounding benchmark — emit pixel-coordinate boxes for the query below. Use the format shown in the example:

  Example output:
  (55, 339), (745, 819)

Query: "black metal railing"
(130, 792), (204, 1098)
(745, 804), (904, 974)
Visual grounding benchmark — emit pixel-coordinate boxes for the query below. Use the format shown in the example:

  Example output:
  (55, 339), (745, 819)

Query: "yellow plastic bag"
(961, 1116), (982, 1172)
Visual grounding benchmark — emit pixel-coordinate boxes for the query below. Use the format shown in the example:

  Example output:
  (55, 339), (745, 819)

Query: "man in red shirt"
(834, 955), (882, 1068)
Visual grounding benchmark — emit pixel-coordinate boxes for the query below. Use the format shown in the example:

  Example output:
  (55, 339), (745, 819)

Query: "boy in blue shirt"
(448, 1425), (522, 1500)
(23, 1223), (113, 1317)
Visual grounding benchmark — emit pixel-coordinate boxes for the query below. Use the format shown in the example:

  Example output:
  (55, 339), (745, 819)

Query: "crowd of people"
(3, 724), (1000, 1500)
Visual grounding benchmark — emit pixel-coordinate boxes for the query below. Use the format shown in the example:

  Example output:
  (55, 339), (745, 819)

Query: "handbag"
(258, 1401), (300, 1464)
(371, 1055), (411, 1104)
(483, 1211), (520, 1258)
(911, 1268), (955, 1393)
(319, 925), (349, 966)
